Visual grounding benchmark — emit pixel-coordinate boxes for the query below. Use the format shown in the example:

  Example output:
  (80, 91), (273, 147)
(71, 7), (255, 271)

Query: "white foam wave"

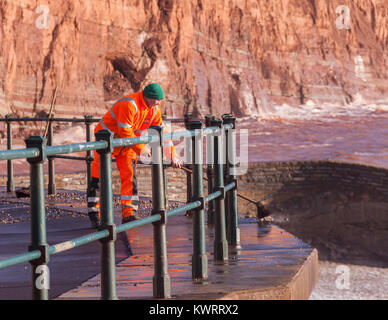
(250, 97), (388, 122)
(354, 151), (388, 156)
(53, 124), (97, 145)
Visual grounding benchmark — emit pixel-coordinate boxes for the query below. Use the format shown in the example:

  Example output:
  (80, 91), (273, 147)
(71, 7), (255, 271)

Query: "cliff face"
(0, 0), (387, 121)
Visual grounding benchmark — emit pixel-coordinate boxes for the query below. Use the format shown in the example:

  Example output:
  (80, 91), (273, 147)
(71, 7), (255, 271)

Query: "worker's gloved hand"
(139, 146), (152, 164)
(171, 157), (183, 169)
(143, 147), (152, 158)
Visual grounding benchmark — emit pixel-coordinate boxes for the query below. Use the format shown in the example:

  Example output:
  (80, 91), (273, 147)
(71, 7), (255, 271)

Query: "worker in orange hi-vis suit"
(87, 83), (183, 228)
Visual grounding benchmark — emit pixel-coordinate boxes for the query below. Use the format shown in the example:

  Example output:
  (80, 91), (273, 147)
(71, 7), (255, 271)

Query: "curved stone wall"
(238, 161), (388, 267)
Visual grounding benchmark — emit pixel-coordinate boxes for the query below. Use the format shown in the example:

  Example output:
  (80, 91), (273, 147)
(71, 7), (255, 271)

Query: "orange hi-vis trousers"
(87, 91), (178, 220)
(89, 146), (138, 219)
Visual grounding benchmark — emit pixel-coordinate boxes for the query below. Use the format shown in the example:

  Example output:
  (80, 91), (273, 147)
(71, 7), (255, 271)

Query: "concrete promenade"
(0, 188), (318, 300)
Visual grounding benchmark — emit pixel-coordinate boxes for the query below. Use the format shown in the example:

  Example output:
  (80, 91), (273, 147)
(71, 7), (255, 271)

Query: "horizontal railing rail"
(0, 181), (236, 270)
(0, 116), (185, 123)
(0, 113), (240, 300)
(0, 114), (210, 195)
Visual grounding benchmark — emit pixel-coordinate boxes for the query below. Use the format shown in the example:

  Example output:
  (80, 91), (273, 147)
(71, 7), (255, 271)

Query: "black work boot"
(88, 212), (100, 229)
(87, 177), (100, 228)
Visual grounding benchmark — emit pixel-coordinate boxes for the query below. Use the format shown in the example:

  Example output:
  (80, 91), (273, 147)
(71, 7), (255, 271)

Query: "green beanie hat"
(143, 83), (165, 100)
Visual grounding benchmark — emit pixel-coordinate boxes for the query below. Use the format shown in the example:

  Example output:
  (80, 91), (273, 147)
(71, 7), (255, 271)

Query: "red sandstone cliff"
(0, 0), (387, 123)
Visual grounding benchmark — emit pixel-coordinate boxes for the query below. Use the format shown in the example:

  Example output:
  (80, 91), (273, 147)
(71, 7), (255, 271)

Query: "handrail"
(0, 117), (98, 122)
(0, 250), (41, 269)
(0, 182), (234, 267)
(0, 128), (222, 161)
(46, 141), (108, 156)
(0, 116), (185, 123)
(0, 113), (240, 300)
(0, 147), (39, 161)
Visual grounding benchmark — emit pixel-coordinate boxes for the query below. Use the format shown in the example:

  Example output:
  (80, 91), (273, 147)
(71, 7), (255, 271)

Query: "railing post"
(189, 120), (208, 280)
(95, 130), (117, 300)
(47, 118), (56, 195)
(211, 118), (228, 261)
(149, 125), (171, 298)
(6, 114), (14, 192)
(184, 113), (193, 213)
(162, 114), (168, 209)
(84, 115), (94, 186)
(205, 114), (215, 225)
(221, 114), (231, 236)
(222, 115), (241, 248)
(25, 136), (49, 300)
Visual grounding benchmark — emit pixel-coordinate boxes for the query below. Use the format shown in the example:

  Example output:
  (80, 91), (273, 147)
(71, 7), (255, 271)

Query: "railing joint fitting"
(95, 130), (113, 154)
(25, 136), (47, 163)
(210, 118), (223, 136)
(99, 224), (117, 243)
(222, 114), (236, 129)
(28, 244), (49, 265)
(188, 120), (203, 131)
(149, 125), (164, 147)
(216, 186), (225, 199)
(193, 196), (206, 211)
(152, 209), (167, 225)
(5, 114), (13, 123)
(205, 114), (215, 127)
(84, 114), (93, 124)
(86, 155), (94, 164)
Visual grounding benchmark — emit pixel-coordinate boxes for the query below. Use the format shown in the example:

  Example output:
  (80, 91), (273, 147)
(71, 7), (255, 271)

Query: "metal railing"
(0, 114), (185, 195)
(0, 113), (240, 300)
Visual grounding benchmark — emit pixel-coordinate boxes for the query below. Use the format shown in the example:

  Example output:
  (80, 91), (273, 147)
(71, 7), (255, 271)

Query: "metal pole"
(95, 130), (117, 300)
(223, 115), (241, 248)
(6, 115), (14, 192)
(189, 120), (208, 280)
(211, 119), (228, 261)
(184, 113), (193, 213)
(222, 114), (231, 237)
(26, 136), (49, 300)
(84, 115), (93, 186)
(162, 113), (168, 208)
(205, 114), (215, 224)
(47, 120), (56, 195)
(150, 125), (171, 298)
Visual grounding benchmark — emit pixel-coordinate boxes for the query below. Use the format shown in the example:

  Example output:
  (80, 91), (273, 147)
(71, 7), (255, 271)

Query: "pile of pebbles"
(1, 191), (187, 223)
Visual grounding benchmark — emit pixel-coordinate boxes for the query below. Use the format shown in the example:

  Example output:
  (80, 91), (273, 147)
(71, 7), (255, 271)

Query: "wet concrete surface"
(57, 213), (317, 299)
(0, 187), (129, 300)
(0, 187), (317, 300)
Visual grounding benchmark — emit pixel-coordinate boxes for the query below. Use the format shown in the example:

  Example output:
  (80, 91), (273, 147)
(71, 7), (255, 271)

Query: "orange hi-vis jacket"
(90, 91), (179, 219)
(95, 91), (178, 160)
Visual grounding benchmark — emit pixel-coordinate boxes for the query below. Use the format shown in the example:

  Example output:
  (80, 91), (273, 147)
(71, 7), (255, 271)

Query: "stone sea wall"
(239, 161), (388, 266)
